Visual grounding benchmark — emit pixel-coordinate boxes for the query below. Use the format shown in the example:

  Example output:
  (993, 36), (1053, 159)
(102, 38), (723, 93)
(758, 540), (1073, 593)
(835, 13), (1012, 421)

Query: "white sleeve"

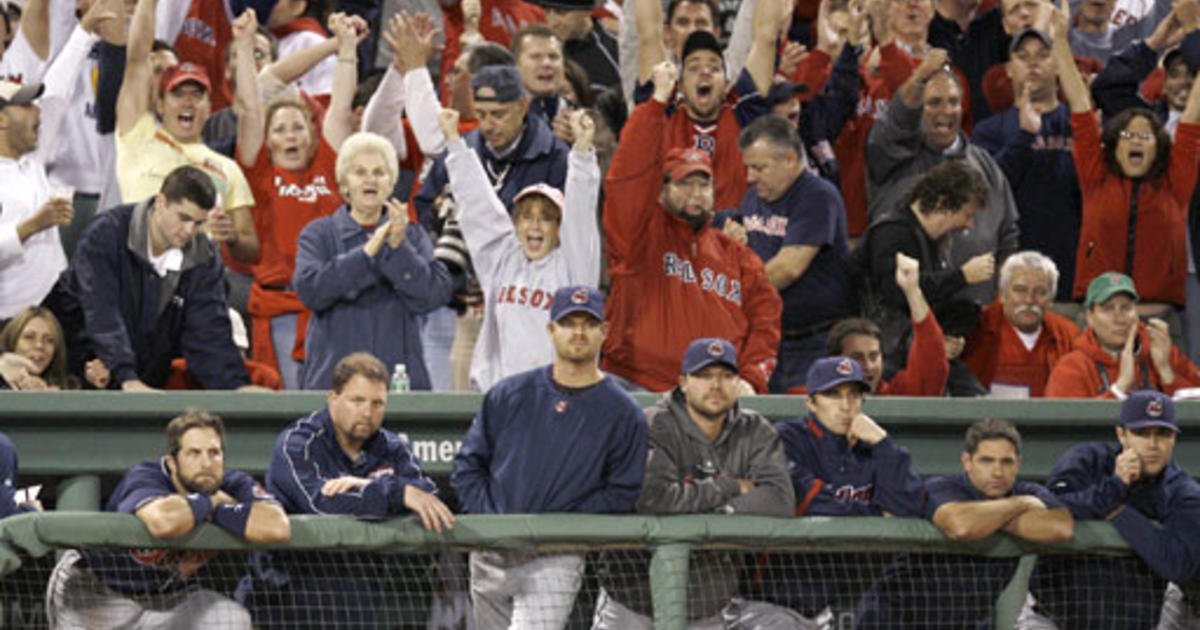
(618, 0), (639, 109)
(723, 0), (757, 83)
(0, 223), (23, 269)
(0, 29), (47, 84)
(560, 147), (601, 286)
(361, 64), (408, 160)
(403, 66), (447, 156)
(155, 0), (192, 43)
(289, 31), (336, 95)
(48, 0), (78, 60)
(444, 138), (518, 286)
(34, 26), (96, 164)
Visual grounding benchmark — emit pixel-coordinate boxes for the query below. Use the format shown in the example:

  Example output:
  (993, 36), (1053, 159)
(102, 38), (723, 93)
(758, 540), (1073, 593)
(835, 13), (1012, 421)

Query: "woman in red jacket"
(1052, 6), (1200, 312)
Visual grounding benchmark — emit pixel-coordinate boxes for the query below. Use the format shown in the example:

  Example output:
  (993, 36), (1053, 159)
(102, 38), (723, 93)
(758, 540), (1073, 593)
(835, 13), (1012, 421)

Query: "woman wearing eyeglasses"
(1052, 5), (1200, 311)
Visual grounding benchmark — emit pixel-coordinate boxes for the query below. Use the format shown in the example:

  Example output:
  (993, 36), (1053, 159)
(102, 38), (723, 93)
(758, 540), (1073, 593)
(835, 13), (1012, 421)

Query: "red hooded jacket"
(601, 99), (782, 392)
(1044, 322), (1200, 398)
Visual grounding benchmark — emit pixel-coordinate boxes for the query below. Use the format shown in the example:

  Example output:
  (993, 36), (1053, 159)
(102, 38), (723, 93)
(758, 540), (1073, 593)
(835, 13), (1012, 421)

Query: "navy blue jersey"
(728, 169), (855, 330)
(0, 432), (34, 519)
(856, 473), (1064, 629)
(451, 365), (648, 514)
(85, 458), (275, 596)
(1046, 442), (1200, 583)
(774, 414), (925, 517)
(1031, 442), (1200, 628)
(266, 406), (437, 517)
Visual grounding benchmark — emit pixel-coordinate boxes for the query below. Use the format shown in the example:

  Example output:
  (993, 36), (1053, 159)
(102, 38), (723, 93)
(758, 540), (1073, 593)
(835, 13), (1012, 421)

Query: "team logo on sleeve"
(836, 358), (855, 375)
(1147, 399), (1165, 418)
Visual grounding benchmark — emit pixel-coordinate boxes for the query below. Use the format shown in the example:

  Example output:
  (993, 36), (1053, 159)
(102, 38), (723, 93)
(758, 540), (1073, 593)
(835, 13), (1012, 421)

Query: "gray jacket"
(865, 97), (1020, 305)
(603, 390), (793, 620)
(637, 389), (795, 516)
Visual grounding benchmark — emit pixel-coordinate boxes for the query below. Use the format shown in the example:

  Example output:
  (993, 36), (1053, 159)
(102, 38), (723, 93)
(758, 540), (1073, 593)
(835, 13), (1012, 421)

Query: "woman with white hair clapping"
(292, 131), (453, 390)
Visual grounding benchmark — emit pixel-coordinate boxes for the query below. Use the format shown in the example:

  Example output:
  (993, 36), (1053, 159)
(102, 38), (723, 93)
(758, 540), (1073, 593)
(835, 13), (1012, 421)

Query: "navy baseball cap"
(681, 30), (723, 65)
(472, 65), (527, 103)
(549, 285), (604, 322)
(806, 356), (870, 394)
(1009, 28), (1052, 54)
(764, 81), (809, 108)
(1120, 390), (1180, 433)
(681, 338), (738, 375)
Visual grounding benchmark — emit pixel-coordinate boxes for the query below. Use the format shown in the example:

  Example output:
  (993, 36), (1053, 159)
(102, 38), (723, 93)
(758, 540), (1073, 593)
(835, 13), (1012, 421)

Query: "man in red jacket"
(601, 61), (782, 393)
(964, 250), (1079, 397)
(1046, 272), (1200, 398)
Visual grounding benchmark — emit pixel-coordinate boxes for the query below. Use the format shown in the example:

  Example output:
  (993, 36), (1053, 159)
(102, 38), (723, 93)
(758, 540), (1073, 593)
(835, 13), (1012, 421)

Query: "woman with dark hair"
(0, 307), (108, 390)
(1052, 7), (1200, 310)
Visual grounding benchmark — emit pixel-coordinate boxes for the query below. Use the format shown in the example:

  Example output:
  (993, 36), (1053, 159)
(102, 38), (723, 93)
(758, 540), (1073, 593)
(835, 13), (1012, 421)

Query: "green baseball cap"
(1084, 272), (1139, 307)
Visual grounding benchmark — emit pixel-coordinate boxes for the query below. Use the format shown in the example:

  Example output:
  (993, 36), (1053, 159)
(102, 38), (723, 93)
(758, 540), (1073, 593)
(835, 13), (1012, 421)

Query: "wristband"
(185, 493), (212, 525)
(212, 503), (252, 538)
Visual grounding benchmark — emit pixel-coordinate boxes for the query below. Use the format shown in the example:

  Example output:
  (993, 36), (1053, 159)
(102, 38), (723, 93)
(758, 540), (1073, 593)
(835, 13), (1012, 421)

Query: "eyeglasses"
(1119, 130), (1154, 141)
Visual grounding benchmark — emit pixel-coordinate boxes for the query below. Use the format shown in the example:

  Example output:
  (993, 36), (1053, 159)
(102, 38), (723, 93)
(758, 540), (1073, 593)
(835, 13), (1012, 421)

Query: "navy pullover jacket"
(452, 365), (647, 514)
(1047, 441), (1200, 583)
(774, 414), (925, 517)
(266, 406), (437, 518)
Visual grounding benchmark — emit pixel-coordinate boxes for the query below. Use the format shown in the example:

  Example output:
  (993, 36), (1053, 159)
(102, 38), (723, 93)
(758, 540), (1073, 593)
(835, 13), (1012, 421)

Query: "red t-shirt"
(241, 138), (342, 287)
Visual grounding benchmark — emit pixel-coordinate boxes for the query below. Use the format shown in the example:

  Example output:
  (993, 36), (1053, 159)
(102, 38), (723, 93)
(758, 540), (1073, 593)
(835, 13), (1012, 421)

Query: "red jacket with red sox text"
(601, 99), (782, 393)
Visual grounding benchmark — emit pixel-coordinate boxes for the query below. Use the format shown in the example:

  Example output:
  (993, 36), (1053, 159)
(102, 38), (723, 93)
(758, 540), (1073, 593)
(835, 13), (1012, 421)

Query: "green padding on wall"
(5, 392), (1200, 422)
(0, 513), (1135, 578)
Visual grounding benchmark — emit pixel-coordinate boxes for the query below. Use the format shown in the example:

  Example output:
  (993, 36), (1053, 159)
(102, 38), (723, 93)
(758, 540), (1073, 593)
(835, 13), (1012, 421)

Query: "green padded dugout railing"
(0, 512), (1149, 630)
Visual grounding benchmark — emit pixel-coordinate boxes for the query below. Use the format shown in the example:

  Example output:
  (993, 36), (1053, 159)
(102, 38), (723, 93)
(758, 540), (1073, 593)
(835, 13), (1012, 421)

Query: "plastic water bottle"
(390, 364), (410, 392)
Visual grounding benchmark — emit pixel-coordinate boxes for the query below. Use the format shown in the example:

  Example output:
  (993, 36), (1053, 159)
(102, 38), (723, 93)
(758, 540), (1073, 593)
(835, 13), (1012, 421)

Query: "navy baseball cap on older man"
(1121, 390), (1181, 433)
(472, 66), (527, 103)
(550, 285), (604, 322)
(682, 338), (738, 374)
(806, 356), (870, 394)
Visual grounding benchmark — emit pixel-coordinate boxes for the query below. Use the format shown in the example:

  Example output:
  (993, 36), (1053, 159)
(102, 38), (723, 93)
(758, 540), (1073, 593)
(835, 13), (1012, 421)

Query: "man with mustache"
(1045, 272), (1200, 398)
(963, 250), (1080, 397)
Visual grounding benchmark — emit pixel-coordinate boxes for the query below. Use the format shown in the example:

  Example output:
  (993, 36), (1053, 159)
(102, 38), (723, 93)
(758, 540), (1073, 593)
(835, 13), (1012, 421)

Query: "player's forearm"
(243, 502), (292, 543)
(136, 495), (197, 538)
(1002, 507), (1074, 543)
(933, 499), (1028, 540)
(1111, 507), (1200, 583)
(637, 476), (740, 514)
